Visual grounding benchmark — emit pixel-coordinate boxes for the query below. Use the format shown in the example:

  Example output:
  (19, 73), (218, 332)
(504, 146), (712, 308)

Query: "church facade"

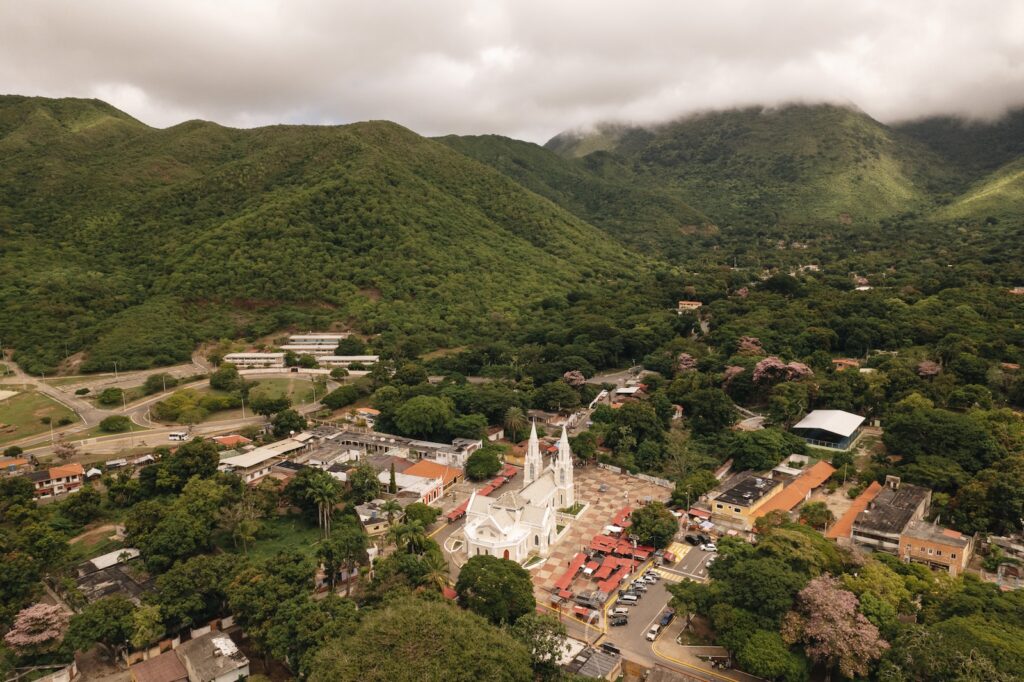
(464, 423), (575, 562)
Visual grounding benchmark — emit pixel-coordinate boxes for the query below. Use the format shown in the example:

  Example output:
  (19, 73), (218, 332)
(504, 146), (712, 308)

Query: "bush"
(56, 416), (74, 426)
(74, 387), (90, 396)
(97, 387), (124, 406)
(99, 415), (132, 433)
(322, 385), (360, 410)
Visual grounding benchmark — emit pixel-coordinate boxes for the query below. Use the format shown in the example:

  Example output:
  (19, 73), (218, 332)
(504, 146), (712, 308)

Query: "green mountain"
(935, 157), (1024, 221)
(894, 108), (1024, 176)
(544, 104), (959, 227)
(0, 96), (637, 373)
(437, 133), (712, 254)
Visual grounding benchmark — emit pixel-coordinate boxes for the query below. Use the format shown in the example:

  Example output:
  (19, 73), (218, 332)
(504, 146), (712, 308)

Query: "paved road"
(674, 546), (716, 582)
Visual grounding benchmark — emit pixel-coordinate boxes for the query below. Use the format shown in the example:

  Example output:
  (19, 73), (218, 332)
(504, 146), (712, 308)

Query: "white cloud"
(0, 0), (1022, 142)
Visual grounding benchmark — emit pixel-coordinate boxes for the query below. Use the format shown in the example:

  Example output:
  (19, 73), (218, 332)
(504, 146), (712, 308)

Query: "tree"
(96, 387), (124, 406)
(318, 519), (368, 595)
(781, 575), (888, 681)
(394, 362), (428, 386)
(531, 380), (581, 412)
(455, 555), (536, 625)
(451, 413), (488, 439)
(3, 603), (68, 655)
(403, 502), (439, 528)
(729, 428), (805, 472)
(419, 551), (449, 593)
(511, 612), (569, 676)
(671, 470), (719, 508)
(53, 441), (77, 462)
(504, 406), (529, 442)
(381, 499), (403, 524)
(347, 461), (382, 504)
(143, 373), (178, 394)
(65, 596), (136, 657)
(335, 337), (367, 355)
(130, 604), (163, 650)
(630, 502), (678, 549)
(60, 485), (102, 525)
(329, 366), (349, 380)
(389, 521), (430, 555)
(153, 554), (237, 631)
(737, 630), (807, 682)
(99, 415), (132, 433)
(388, 463), (398, 494)
(250, 394), (291, 416)
(308, 597), (532, 682)
(155, 437), (220, 494)
(272, 408), (307, 438)
(394, 396), (454, 440)
(798, 502), (835, 530)
(304, 474), (343, 537)
(465, 446), (502, 481)
(297, 354), (319, 369)
(683, 388), (736, 434)
(4, 445), (24, 457)
(321, 384), (360, 410)
(209, 363), (241, 391)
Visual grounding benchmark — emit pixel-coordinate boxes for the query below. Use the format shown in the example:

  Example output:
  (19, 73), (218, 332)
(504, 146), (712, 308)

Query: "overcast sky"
(1, 1), (1022, 142)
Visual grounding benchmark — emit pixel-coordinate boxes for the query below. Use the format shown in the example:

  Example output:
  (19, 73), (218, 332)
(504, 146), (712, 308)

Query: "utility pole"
(240, 392), (246, 419)
(113, 361), (119, 381)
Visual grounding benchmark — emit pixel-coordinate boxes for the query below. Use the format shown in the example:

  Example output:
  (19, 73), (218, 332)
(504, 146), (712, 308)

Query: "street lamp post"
(113, 361), (119, 381)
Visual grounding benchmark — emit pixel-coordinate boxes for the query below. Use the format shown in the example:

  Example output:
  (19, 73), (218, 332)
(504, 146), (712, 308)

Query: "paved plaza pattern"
(530, 465), (669, 599)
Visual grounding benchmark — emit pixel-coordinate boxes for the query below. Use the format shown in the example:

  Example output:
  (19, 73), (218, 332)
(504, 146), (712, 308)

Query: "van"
(618, 594), (638, 605)
(646, 624), (661, 641)
(168, 431), (189, 442)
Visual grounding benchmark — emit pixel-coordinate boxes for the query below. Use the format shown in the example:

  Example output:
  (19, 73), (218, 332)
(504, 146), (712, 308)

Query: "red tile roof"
(403, 460), (461, 487)
(213, 434), (252, 447)
(755, 461), (836, 518)
(826, 481), (883, 539)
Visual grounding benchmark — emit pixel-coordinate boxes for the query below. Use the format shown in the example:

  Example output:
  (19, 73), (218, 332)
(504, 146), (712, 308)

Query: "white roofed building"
(464, 423), (575, 562)
(791, 409), (866, 450)
(219, 438), (306, 483)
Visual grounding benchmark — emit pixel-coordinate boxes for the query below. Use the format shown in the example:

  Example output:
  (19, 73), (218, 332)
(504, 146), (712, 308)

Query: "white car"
(646, 624), (661, 641)
(611, 607), (630, 616)
(701, 543), (717, 552)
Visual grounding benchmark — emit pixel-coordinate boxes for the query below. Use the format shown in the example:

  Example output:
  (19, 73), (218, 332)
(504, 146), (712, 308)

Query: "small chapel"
(463, 422), (575, 562)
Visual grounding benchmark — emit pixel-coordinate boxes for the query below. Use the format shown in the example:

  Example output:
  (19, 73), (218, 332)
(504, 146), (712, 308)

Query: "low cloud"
(1, 1), (1022, 142)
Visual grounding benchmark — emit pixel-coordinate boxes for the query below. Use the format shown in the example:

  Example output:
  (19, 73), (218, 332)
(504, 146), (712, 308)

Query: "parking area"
(603, 573), (676, 654)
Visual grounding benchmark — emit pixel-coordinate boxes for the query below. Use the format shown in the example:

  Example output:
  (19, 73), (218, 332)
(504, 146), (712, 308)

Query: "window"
(936, 550), (942, 556)
(734, 507), (741, 513)
(951, 553), (956, 559)
(535, 535), (539, 546)
(927, 548), (933, 555)
(716, 503), (723, 509)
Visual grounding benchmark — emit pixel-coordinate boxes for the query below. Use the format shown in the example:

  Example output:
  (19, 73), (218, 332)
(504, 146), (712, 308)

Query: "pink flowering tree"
(781, 575), (888, 681)
(676, 353), (698, 373)
(3, 603), (69, 655)
(562, 370), (586, 387)
(753, 357), (815, 385)
(737, 336), (765, 355)
(916, 360), (941, 378)
(722, 366), (745, 386)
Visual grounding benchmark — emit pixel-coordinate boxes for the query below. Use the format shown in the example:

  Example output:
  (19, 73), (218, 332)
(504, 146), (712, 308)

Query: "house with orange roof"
(899, 520), (975, 576)
(213, 434), (252, 448)
(754, 461), (836, 520)
(403, 459), (462, 490)
(826, 481), (882, 543)
(25, 462), (85, 499)
(832, 358), (861, 371)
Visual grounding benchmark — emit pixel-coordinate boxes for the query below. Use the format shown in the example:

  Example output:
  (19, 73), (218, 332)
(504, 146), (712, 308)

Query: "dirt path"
(70, 523), (120, 545)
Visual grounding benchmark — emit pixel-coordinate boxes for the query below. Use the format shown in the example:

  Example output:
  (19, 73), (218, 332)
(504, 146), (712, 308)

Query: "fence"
(596, 463), (673, 489)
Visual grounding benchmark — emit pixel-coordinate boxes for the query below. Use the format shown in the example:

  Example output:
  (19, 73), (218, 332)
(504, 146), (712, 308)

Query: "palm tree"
(389, 520), (428, 554)
(419, 551), (450, 593)
(381, 500), (403, 525)
(305, 477), (342, 537)
(504, 406), (528, 442)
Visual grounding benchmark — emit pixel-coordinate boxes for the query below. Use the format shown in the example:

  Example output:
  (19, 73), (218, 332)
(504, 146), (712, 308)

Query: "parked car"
(611, 607), (630, 616)
(610, 615), (628, 627)
(646, 624), (661, 641)
(645, 573), (661, 582)
(701, 543), (718, 552)
(631, 582), (648, 592)
(684, 534), (700, 545)
(618, 594), (639, 604)
(660, 609), (675, 627)
(697, 533), (712, 544)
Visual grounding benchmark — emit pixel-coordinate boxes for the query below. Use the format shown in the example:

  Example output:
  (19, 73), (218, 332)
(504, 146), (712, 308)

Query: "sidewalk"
(651, 620), (764, 682)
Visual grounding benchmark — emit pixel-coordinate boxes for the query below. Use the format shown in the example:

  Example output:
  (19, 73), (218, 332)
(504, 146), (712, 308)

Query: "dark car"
(697, 533), (712, 544)
(659, 609), (676, 627)
(684, 534), (700, 545)
(609, 615), (628, 627)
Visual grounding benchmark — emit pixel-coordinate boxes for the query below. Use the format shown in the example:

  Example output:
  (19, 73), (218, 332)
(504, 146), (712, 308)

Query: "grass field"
(200, 377), (321, 422)
(212, 513), (322, 561)
(0, 389), (79, 446)
(88, 385), (146, 408)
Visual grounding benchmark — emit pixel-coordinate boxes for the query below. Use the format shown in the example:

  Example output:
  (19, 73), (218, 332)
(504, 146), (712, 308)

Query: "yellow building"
(710, 475), (784, 530)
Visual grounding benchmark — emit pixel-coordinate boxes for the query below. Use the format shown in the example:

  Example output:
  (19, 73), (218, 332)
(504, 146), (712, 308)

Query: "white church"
(464, 422), (575, 562)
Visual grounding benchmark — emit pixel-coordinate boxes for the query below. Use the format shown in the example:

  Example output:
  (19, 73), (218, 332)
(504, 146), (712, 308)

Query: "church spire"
(554, 425), (575, 508)
(522, 420), (542, 487)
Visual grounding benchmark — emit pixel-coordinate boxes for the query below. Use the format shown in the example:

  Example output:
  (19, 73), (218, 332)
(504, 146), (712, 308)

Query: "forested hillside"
(0, 96), (637, 373)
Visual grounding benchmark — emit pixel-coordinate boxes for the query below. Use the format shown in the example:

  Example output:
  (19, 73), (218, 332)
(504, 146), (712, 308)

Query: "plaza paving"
(530, 465), (670, 599)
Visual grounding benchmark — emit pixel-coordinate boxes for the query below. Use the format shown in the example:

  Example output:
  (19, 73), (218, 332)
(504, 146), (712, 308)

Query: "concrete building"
(175, 632), (249, 682)
(26, 463), (85, 499)
(791, 409), (865, 449)
(851, 476), (930, 553)
(709, 474), (784, 530)
(754, 460), (836, 520)
(317, 355), (380, 367)
(287, 333), (349, 345)
(218, 438), (306, 483)
(676, 300), (703, 313)
(899, 520), (974, 576)
(222, 352), (284, 368)
(311, 426), (481, 468)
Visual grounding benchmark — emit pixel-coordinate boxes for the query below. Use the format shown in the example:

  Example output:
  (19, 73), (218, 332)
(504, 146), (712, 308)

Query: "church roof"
(521, 471), (557, 506)
(494, 491), (527, 510)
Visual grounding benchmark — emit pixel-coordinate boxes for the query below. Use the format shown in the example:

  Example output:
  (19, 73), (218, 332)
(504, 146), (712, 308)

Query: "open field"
(212, 513), (322, 561)
(0, 389), (78, 446)
(191, 377), (321, 423)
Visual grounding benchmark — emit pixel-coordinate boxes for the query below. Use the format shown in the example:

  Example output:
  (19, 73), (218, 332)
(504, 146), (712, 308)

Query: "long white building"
(223, 352), (285, 368)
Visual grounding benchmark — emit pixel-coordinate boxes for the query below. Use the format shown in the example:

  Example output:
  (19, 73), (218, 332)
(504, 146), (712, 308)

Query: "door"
(503, 549), (510, 560)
